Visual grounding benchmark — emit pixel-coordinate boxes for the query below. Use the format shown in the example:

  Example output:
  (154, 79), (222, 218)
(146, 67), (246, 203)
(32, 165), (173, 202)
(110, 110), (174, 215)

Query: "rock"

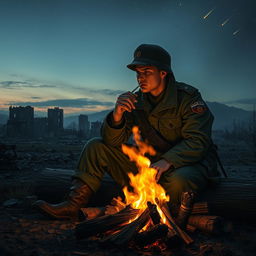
(3, 199), (20, 207)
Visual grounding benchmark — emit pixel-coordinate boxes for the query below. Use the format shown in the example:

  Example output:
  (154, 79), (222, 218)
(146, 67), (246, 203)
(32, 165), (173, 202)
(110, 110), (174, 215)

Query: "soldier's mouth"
(139, 83), (147, 89)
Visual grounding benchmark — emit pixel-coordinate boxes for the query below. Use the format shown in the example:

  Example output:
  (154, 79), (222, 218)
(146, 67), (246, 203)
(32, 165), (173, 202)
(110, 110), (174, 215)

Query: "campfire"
(75, 126), (225, 248)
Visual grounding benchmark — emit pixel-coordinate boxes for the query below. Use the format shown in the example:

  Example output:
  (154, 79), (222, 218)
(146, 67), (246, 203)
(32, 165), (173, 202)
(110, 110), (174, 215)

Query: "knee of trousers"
(77, 137), (108, 168)
(160, 175), (196, 204)
(82, 137), (107, 156)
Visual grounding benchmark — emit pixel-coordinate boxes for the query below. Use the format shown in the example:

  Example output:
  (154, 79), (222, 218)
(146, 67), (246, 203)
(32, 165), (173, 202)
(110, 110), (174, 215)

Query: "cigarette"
(131, 85), (139, 93)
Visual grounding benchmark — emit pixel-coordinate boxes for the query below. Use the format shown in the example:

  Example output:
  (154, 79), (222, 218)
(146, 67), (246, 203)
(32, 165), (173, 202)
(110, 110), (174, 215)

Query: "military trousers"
(73, 138), (211, 204)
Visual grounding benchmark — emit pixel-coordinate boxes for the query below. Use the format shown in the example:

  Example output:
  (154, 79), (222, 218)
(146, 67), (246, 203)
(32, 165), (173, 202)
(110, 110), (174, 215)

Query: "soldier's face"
(135, 66), (167, 96)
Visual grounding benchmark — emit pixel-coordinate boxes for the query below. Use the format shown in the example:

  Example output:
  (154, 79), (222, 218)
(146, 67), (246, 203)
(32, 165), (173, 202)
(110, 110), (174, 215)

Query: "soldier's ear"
(160, 70), (167, 79)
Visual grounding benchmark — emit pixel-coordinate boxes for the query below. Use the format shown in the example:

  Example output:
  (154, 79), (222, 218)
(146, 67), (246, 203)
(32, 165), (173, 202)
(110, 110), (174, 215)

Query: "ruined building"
(47, 107), (63, 137)
(89, 121), (102, 138)
(34, 117), (48, 138)
(7, 106), (34, 138)
(78, 114), (90, 138)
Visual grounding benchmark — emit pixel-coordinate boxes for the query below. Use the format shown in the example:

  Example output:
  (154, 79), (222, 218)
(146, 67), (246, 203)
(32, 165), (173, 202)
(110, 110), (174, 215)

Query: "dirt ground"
(0, 134), (256, 256)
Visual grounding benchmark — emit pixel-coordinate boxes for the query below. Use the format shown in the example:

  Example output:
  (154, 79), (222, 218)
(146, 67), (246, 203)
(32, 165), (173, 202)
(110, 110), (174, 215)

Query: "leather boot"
(34, 179), (93, 220)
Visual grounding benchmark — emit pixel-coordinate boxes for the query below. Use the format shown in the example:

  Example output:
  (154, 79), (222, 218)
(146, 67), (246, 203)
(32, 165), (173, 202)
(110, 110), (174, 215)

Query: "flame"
(117, 126), (169, 224)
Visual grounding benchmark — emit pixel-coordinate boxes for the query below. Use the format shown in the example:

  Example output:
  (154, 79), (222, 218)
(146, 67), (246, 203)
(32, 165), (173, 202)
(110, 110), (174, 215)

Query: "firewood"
(186, 224), (197, 233)
(191, 202), (209, 214)
(188, 215), (225, 234)
(79, 207), (105, 220)
(133, 224), (168, 247)
(176, 192), (195, 228)
(75, 205), (139, 240)
(160, 202), (194, 245)
(101, 208), (150, 246)
(104, 197), (126, 215)
(147, 202), (161, 225)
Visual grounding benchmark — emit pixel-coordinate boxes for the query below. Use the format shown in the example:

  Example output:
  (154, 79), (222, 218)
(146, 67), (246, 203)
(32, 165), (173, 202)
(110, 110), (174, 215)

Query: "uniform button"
(185, 86), (188, 89)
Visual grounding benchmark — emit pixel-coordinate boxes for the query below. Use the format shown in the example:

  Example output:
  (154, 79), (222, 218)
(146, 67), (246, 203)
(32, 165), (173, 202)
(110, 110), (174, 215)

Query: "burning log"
(147, 202), (161, 225)
(175, 191), (195, 229)
(101, 208), (150, 246)
(133, 224), (169, 247)
(188, 215), (225, 234)
(160, 202), (194, 245)
(75, 205), (139, 240)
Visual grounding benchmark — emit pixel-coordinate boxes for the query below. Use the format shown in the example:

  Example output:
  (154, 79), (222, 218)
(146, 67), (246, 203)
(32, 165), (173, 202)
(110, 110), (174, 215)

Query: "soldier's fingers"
(119, 94), (137, 106)
(150, 164), (160, 171)
(127, 91), (138, 100)
(117, 99), (134, 110)
(120, 92), (137, 103)
(156, 170), (163, 182)
(117, 102), (132, 112)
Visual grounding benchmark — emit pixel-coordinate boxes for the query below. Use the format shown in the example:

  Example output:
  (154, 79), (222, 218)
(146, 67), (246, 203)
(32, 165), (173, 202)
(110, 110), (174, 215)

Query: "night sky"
(0, 0), (255, 116)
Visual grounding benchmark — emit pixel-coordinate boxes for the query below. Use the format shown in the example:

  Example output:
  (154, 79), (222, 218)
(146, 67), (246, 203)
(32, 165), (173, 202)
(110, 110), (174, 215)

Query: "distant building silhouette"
(7, 106), (34, 138)
(47, 107), (63, 137)
(89, 121), (102, 138)
(78, 114), (90, 138)
(34, 117), (48, 138)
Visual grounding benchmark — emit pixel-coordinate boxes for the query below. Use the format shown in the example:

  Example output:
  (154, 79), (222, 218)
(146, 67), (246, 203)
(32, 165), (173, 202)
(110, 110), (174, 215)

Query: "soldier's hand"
(150, 159), (173, 182)
(113, 91), (137, 123)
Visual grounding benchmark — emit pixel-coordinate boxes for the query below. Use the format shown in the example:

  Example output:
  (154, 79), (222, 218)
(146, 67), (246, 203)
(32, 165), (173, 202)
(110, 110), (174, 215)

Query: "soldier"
(35, 44), (220, 219)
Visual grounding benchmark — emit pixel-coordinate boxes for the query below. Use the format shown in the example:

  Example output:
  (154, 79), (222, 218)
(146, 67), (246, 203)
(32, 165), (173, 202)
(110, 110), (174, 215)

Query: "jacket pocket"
(158, 117), (182, 142)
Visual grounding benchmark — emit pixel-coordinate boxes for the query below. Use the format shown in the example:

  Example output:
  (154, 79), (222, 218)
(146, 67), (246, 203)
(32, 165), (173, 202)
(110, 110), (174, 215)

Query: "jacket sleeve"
(161, 92), (214, 168)
(101, 111), (134, 147)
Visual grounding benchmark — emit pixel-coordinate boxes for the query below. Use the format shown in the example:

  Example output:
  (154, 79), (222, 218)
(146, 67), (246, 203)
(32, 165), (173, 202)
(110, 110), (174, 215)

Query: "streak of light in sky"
(221, 18), (230, 26)
(203, 8), (215, 19)
(233, 29), (240, 35)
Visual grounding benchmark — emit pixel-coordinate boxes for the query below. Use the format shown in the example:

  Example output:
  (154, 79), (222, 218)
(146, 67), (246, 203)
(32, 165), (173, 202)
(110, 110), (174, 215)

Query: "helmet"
(127, 44), (172, 72)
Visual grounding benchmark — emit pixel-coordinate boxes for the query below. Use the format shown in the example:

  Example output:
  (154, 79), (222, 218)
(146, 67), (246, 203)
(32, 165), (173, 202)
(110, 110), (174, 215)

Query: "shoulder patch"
(177, 83), (198, 95)
(190, 101), (207, 114)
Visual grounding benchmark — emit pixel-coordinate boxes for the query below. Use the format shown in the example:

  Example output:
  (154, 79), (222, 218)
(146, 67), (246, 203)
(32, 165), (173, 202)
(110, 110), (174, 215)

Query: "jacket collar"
(136, 79), (177, 115)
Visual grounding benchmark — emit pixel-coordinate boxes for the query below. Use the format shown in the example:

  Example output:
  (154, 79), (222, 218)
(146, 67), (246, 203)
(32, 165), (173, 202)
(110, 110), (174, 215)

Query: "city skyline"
(0, 0), (255, 115)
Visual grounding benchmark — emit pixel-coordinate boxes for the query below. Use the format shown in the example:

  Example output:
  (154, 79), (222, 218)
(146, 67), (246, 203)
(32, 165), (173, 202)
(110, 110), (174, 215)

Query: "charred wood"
(75, 205), (139, 240)
(160, 202), (194, 245)
(147, 202), (161, 225)
(101, 208), (150, 246)
(133, 224), (168, 247)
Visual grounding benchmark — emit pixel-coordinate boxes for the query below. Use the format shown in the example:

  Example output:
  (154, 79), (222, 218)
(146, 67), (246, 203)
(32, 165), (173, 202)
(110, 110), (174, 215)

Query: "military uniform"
(74, 78), (220, 204)
(34, 44), (220, 219)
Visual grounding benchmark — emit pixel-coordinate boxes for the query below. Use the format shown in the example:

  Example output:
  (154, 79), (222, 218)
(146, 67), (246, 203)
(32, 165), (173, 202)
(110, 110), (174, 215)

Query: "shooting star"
(221, 18), (230, 27)
(233, 29), (240, 36)
(203, 8), (215, 19)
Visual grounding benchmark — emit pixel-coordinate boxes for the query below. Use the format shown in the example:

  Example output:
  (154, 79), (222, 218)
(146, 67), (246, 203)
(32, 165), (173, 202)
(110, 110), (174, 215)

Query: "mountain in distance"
(64, 109), (111, 128)
(206, 102), (252, 130)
